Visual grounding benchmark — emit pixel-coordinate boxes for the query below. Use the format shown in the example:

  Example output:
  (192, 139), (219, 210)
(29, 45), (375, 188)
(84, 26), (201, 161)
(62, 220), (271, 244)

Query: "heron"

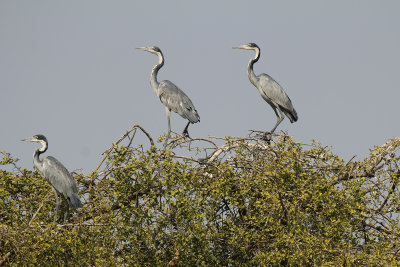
(136, 46), (200, 149)
(22, 134), (82, 223)
(233, 43), (298, 136)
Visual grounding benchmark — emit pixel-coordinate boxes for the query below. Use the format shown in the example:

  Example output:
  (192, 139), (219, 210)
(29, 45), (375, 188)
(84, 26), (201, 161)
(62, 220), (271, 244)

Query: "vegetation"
(1, 125), (400, 265)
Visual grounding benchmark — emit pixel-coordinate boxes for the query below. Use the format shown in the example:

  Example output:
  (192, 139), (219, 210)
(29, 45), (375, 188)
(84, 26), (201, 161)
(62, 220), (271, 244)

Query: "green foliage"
(1, 130), (400, 265)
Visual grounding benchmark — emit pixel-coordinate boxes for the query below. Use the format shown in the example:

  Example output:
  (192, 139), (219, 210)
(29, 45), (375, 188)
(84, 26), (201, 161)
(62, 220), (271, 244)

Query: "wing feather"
(42, 157), (82, 208)
(258, 74), (298, 122)
(158, 80), (200, 123)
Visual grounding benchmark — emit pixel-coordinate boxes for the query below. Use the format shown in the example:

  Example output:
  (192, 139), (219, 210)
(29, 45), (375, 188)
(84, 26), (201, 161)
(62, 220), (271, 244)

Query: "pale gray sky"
(1, 1), (399, 173)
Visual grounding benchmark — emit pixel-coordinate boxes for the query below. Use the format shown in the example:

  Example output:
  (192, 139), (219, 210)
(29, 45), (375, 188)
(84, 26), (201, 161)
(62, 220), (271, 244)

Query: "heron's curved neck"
(33, 149), (44, 173)
(33, 141), (47, 173)
(150, 52), (164, 96)
(248, 48), (260, 86)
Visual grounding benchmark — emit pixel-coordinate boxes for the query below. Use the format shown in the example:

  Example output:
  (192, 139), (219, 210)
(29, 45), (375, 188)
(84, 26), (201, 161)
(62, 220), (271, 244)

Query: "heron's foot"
(262, 132), (272, 144)
(182, 130), (190, 138)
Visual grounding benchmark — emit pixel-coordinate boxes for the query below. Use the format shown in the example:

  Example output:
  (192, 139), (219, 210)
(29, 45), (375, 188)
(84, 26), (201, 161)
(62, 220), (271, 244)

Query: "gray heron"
(22, 134), (82, 223)
(233, 43), (298, 135)
(136, 46), (200, 149)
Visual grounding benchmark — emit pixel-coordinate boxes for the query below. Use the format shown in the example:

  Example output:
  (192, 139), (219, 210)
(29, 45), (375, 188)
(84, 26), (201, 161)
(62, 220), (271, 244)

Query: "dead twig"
(333, 138), (400, 185)
(377, 170), (400, 213)
(29, 192), (52, 226)
(93, 124), (154, 177)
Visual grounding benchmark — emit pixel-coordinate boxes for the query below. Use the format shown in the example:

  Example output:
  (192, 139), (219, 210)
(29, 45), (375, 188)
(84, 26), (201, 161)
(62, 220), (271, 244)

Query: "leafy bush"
(1, 125), (400, 265)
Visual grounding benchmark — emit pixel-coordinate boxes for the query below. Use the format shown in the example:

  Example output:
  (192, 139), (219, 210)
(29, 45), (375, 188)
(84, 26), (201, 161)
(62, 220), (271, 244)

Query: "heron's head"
(136, 46), (162, 55)
(233, 43), (259, 51)
(22, 134), (48, 151)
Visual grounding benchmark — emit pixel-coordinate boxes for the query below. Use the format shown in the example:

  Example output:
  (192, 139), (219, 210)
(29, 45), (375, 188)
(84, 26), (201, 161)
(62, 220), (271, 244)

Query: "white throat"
(38, 140), (47, 152)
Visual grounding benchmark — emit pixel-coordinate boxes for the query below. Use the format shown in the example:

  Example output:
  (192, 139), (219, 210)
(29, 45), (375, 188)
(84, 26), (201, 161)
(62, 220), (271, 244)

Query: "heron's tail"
(68, 193), (83, 209)
(187, 110), (200, 124)
(284, 108), (298, 123)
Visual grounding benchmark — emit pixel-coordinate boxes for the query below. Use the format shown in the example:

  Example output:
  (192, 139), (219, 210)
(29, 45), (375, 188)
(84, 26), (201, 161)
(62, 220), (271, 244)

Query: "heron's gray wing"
(158, 80), (200, 123)
(258, 74), (298, 121)
(42, 156), (82, 208)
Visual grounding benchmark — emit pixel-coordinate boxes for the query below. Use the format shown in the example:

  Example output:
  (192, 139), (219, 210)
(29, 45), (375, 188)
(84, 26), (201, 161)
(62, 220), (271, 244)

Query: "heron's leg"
(182, 121), (191, 138)
(269, 108), (285, 134)
(51, 186), (59, 223)
(63, 205), (69, 224)
(61, 195), (69, 223)
(162, 107), (172, 150)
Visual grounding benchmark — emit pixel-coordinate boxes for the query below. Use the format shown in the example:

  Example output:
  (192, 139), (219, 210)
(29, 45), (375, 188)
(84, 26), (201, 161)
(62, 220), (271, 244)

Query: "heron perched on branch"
(137, 46), (200, 149)
(22, 134), (82, 223)
(233, 43), (298, 135)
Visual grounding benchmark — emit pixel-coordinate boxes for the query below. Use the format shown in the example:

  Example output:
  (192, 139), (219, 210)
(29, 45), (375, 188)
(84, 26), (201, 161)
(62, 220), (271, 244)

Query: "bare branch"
(29, 192), (52, 226)
(333, 138), (400, 185)
(93, 124), (154, 175)
(377, 170), (400, 212)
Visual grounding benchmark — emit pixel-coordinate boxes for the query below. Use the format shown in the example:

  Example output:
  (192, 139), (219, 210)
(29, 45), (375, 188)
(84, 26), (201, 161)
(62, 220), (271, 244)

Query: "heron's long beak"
(21, 137), (36, 142)
(136, 47), (149, 52)
(232, 45), (248, 50)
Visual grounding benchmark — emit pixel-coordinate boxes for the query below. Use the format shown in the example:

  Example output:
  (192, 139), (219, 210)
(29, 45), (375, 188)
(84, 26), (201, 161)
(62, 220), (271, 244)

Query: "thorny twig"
(28, 192), (52, 226)
(333, 138), (400, 185)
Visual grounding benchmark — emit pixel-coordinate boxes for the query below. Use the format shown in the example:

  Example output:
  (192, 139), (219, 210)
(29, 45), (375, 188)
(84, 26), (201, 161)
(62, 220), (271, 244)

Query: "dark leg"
(63, 206), (69, 224)
(182, 121), (191, 138)
(61, 195), (69, 223)
(162, 107), (172, 150)
(262, 107), (284, 142)
(51, 186), (59, 223)
(269, 107), (285, 134)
